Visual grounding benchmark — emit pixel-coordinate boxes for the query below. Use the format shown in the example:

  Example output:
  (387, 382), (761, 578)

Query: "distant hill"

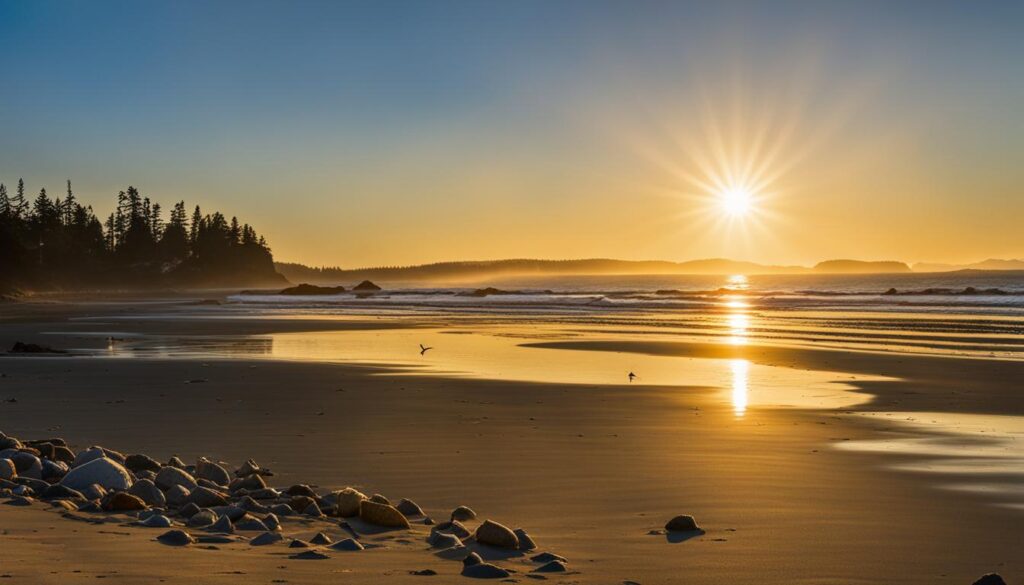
(913, 258), (1024, 273)
(276, 258), (813, 284)
(812, 260), (912, 274)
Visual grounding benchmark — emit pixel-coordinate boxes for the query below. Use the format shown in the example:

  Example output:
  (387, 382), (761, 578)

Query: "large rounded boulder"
(60, 457), (133, 492)
(155, 466), (198, 492)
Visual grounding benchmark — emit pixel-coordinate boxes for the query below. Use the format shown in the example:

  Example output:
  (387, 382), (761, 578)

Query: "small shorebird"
(419, 344), (433, 355)
(628, 372), (636, 383)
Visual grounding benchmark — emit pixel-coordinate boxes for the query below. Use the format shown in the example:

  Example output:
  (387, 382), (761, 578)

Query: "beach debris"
(396, 498), (424, 517)
(156, 529), (195, 546)
(249, 531), (283, 546)
(514, 528), (536, 550)
(450, 505), (476, 521)
(973, 575), (1007, 585)
(664, 515), (701, 532)
(475, 520), (520, 549)
(533, 560), (568, 573)
(335, 487), (367, 517)
(359, 499), (411, 528)
(330, 538), (365, 551)
(60, 457), (132, 492)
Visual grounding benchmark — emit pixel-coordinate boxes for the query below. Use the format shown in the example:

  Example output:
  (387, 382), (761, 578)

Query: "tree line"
(0, 178), (284, 290)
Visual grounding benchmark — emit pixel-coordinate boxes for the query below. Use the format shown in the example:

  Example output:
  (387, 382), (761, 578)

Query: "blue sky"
(1, 1), (1022, 266)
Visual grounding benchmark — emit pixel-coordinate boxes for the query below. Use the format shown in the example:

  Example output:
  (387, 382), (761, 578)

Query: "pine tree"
(0, 183), (9, 218)
(229, 216), (241, 245)
(63, 180), (76, 225)
(12, 178), (29, 220)
(189, 205), (202, 250)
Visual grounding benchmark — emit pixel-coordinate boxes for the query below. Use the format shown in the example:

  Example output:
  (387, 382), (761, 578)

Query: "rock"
(124, 453), (162, 474)
(514, 528), (537, 550)
(102, 492), (147, 511)
(396, 498), (424, 517)
(303, 502), (323, 517)
(139, 514), (173, 528)
(164, 484), (191, 507)
(330, 538), (365, 551)
(187, 509), (218, 528)
(5, 452), (42, 479)
(289, 495), (317, 512)
(289, 550), (330, 560)
(475, 520), (519, 549)
(79, 483), (108, 501)
(432, 520), (471, 539)
(352, 280), (381, 291)
(286, 484), (317, 497)
(450, 505), (476, 521)
(49, 445), (76, 464)
(60, 457), (133, 492)
(213, 505), (247, 521)
(427, 531), (462, 549)
(166, 456), (186, 469)
(463, 552), (482, 566)
(423, 516), (435, 526)
(369, 493), (391, 505)
(71, 446), (107, 468)
(359, 499), (410, 528)
(236, 495), (268, 513)
(155, 466), (197, 492)
(236, 517), (269, 531)
(270, 503), (295, 516)
(188, 486), (228, 508)
(41, 459), (68, 481)
(195, 458), (231, 486)
(0, 459), (16, 480)
(461, 563), (510, 579)
(9, 342), (65, 354)
(531, 552), (567, 563)
(209, 514), (234, 533)
(278, 283), (347, 296)
(235, 459), (264, 477)
(156, 529), (195, 546)
(4, 495), (32, 506)
(78, 501), (103, 513)
(178, 502), (202, 518)
(665, 515), (701, 532)
(409, 569), (437, 576)
(129, 479), (166, 507)
(230, 474), (266, 492)
(51, 500), (77, 512)
(310, 532), (332, 545)
(335, 487), (367, 517)
(262, 513), (281, 531)
(289, 539), (310, 548)
(247, 487), (281, 500)
(41, 484), (85, 501)
(533, 560), (567, 573)
(973, 575), (1007, 585)
(249, 531), (283, 546)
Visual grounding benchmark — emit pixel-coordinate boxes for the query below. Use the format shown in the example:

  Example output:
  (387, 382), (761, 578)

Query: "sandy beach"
(0, 295), (1020, 584)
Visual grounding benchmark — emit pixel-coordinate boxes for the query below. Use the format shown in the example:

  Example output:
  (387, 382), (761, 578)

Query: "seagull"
(419, 344), (433, 355)
(628, 372), (636, 383)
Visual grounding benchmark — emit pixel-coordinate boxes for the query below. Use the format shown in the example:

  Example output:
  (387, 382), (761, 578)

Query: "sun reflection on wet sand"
(730, 358), (749, 416)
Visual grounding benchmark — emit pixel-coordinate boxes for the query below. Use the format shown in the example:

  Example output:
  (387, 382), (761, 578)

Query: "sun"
(720, 187), (754, 217)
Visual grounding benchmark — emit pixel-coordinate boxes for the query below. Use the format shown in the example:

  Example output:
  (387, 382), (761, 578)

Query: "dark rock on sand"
(102, 491), (147, 511)
(514, 528), (537, 550)
(230, 474), (266, 492)
(0, 459), (16, 481)
(353, 280), (381, 291)
(289, 550), (330, 560)
(462, 563), (511, 579)
(278, 283), (347, 296)
(396, 498), (424, 517)
(249, 531), (284, 546)
(330, 538), (365, 551)
(973, 575), (1007, 585)
(236, 516), (269, 531)
(195, 459), (231, 486)
(664, 515), (701, 532)
(209, 514), (234, 533)
(334, 487), (367, 517)
(178, 502), (202, 518)
(289, 539), (310, 548)
(125, 453), (162, 474)
(41, 459), (68, 481)
(302, 502), (324, 517)
(531, 552), (567, 564)
(533, 560), (568, 573)
(157, 529), (195, 546)
(164, 484), (191, 507)
(450, 505), (476, 521)
(358, 499), (410, 528)
(427, 531), (462, 549)
(286, 484), (317, 497)
(262, 513), (281, 531)
(187, 509), (218, 528)
(139, 514), (173, 528)
(41, 484), (85, 501)
(475, 520), (519, 549)
(155, 466), (198, 492)
(369, 493), (391, 505)
(432, 520), (471, 539)
(463, 552), (483, 566)
(310, 532), (333, 545)
(60, 457), (133, 492)
(129, 479), (166, 507)
(409, 569), (437, 576)
(188, 486), (228, 508)
(9, 342), (65, 354)
(4, 495), (33, 506)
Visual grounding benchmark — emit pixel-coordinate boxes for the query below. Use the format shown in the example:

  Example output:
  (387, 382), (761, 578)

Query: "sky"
(1, 0), (1022, 267)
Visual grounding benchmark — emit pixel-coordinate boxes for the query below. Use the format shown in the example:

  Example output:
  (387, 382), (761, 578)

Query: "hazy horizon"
(2, 0), (1022, 267)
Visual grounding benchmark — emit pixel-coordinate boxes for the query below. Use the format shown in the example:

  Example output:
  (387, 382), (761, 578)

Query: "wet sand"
(0, 297), (1020, 584)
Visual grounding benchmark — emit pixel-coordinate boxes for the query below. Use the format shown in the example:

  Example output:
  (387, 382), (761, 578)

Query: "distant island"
(0, 178), (285, 293)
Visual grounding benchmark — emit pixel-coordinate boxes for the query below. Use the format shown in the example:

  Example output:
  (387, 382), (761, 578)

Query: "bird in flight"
(419, 344), (433, 355)
(628, 372), (636, 383)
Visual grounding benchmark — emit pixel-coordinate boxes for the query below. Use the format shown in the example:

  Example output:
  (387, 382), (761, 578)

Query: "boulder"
(195, 458), (231, 486)
(41, 484), (85, 501)
(209, 514), (234, 533)
(102, 492), (147, 511)
(156, 529), (195, 546)
(230, 474), (266, 492)
(533, 560), (567, 573)
(235, 459), (264, 477)
(236, 517), (269, 531)
(973, 575), (1007, 585)
(665, 515), (701, 532)
(358, 500), (410, 528)
(139, 514), (173, 528)
(369, 493), (391, 505)
(249, 531), (283, 546)
(428, 531), (462, 549)
(462, 563), (510, 579)
(475, 520), (519, 549)
(352, 280), (381, 291)
(262, 513), (280, 531)
(531, 552), (567, 563)
(178, 502), (202, 518)
(49, 445), (76, 464)
(463, 552), (482, 566)
(289, 495), (317, 513)
(432, 520), (471, 539)
(188, 486), (228, 508)
(80, 484), (108, 501)
(303, 502), (323, 517)
(41, 459), (68, 481)
(309, 532), (332, 545)
(166, 456), (187, 469)
(451, 505), (476, 521)
(187, 509), (218, 528)
(514, 528), (536, 550)
(396, 498), (424, 517)
(285, 484), (316, 497)
(330, 538), (365, 551)
(289, 539), (310, 548)
(60, 457), (133, 492)
(0, 459), (16, 481)
(164, 484), (191, 507)
(124, 453), (162, 474)
(71, 447), (106, 468)
(129, 479), (166, 507)
(155, 466), (197, 492)
(278, 283), (347, 296)
(4, 451), (42, 479)
(334, 487), (367, 517)
(289, 550), (330, 560)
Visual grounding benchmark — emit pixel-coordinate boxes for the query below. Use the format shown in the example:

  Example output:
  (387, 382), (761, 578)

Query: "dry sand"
(0, 296), (1019, 584)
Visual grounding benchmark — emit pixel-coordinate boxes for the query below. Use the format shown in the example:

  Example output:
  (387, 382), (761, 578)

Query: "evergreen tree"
(0, 183), (9, 218)
(12, 178), (29, 220)
(63, 180), (76, 226)
(189, 205), (202, 250)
